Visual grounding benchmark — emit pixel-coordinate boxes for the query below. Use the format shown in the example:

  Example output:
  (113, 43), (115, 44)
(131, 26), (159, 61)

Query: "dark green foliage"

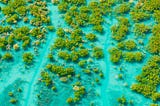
(92, 25), (104, 33)
(123, 52), (143, 62)
(130, 11), (150, 22)
(78, 49), (89, 57)
(78, 60), (87, 68)
(15, 6), (27, 16)
(147, 24), (160, 54)
(142, 0), (160, 12)
(58, 51), (71, 61)
(58, 2), (68, 12)
(41, 71), (53, 86)
(147, 34), (160, 54)
(66, 97), (74, 104)
(111, 24), (128, 41)
(53, 38), (65, 49)
(66, 82), (85, 104)
(124, 40), (136, 50)
(117, 40), (137, 50)
(114, 3), (130, 14)
(6, 14), (19, 24)
(9, 98), (17, 104)
(0, 37), (8, 50)
(83, 69), (91, 74)
(9, 0), (26, 9)
(131, 55), (160, 101)
(153, 10), (160, 23)
(22, 52), (34, 64)
(63, 0), (86, 5)
(46, 64), (75, 77)
(86, 33), (97, 41)
(0, 26), (12, 34)
(56, 28), (65, 37)
(62, 1), (108, 33)
(0, 0), (8, 4)
(1, 0), (26, 24)
(13, 26), (30, 40)
(2, 6), (14, 16)
(92, 47), (104, 59)
(2, 52), (13, 61)
(152, 24), (160, 35)
(117, 95), (127, 105)
(29, 1), (50, 26)
(150, 104), (159, 106)
(109, 47), (122, 63)
(131, 84), (155, 97)
(134, 23), (150, 37)
(71, 51), (79, 62)
(47, 26), (55, 31)
(47, 53), (54, 61)
(30, 27), (45, 39)
(117, 17), (130, 26)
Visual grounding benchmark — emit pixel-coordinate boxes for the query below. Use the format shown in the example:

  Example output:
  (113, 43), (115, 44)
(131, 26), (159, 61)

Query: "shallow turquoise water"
(0, 1), (158, 106)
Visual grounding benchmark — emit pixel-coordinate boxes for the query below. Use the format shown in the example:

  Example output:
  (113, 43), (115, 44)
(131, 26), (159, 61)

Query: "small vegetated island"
(0, 0), (159, 106)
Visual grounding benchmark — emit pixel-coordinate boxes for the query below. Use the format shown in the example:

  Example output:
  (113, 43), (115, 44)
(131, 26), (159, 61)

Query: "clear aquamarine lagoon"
(0, 0), (160, 106)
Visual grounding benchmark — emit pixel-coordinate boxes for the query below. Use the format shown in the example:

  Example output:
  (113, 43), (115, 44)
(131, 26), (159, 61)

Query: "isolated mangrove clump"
(47, 26), (55, 31)
(13, 44), (19, 50)
(2, 52), (13, 61)
(92, 47), (104, 59)
(9, 98), (17, 104)
(41, 71), (53, 86)
(117, 95), (127, 105)
(22, 52), (34, 64)
(78, 60), (87, 68)
(109, 47), (122, 63)
(47, 53), (54, 61)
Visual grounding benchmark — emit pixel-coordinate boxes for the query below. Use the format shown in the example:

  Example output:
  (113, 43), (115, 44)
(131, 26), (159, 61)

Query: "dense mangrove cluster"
(131, 0), (160, 104)
(40, 17), (105, 105)
(131, 56), (160, 101)
(0, 0), (54, 64)
(0, 0), (54, 105)
(109, 16), (144, 63)
(130, 2), (160, 103)
(108, 0), (160, 105)
(58, 0), (116, 33)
